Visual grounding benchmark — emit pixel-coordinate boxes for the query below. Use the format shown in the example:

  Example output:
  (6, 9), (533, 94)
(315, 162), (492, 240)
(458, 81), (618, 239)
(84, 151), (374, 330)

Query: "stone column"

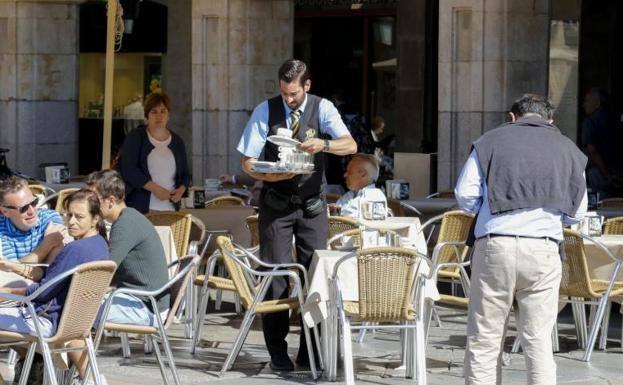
(188, 0), (293, 182)
(437, 0), (549, 190)
(395, 0), (427, 153)
(0, 0), (83, 178)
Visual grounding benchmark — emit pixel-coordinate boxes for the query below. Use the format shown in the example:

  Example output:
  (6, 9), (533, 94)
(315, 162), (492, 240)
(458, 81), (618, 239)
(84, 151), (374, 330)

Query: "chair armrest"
(431, 241), (468, 265)
(400, 202), (423, 216)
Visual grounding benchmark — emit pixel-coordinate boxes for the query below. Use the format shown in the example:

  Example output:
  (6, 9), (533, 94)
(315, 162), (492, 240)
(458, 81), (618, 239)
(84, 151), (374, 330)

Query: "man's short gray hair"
(352, 153), (379, 184)
(0, 176), (28, 204)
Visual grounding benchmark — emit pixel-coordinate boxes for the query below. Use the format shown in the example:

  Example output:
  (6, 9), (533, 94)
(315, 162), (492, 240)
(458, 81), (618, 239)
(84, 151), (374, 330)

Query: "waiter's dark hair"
(278, 59), (310, 86)
(510, 94), (555, 120)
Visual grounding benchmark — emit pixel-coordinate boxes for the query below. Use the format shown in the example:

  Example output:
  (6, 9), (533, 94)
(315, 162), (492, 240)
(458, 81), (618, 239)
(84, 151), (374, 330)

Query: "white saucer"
(267, 135), (301, 147)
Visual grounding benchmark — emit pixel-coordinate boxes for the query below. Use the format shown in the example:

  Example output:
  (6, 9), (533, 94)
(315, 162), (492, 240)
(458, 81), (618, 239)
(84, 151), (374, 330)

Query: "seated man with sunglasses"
(0, 176), (65, 287)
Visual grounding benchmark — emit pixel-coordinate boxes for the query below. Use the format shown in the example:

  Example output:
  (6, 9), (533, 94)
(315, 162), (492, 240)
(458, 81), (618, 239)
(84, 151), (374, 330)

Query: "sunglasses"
(2, 197), (39, 214)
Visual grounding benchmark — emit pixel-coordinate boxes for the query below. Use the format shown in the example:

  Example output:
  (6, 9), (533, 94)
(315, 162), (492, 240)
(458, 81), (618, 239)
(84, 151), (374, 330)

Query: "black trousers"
(258, 202), (328, 361)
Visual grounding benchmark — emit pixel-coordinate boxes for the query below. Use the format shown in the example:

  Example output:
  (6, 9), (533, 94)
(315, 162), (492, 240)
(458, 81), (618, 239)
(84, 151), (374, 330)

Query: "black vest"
(263, 94), (325, 199)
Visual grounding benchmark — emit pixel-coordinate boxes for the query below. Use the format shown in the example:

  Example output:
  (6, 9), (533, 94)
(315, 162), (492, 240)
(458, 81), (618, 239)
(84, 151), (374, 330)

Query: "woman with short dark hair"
(119, 91), (190, 213)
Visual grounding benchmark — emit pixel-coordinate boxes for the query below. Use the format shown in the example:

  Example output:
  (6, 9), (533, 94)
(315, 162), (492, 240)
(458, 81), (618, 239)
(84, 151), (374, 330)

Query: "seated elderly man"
(335, 153), (387, 218)
(0, 177), (65, 287)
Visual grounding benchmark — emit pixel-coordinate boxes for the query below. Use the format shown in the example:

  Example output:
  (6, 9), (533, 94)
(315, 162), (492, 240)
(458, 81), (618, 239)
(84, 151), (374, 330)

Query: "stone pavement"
(1, 304), (622, 384)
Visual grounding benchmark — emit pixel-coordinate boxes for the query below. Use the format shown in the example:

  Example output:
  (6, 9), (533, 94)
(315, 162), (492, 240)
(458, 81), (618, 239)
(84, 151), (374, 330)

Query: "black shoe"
(14, 354), (44, 385)
(295, 357), (310, 368)
(295, 350), (320, 369)
(269, 355), (294, 371)
(13, 358), (24, 382)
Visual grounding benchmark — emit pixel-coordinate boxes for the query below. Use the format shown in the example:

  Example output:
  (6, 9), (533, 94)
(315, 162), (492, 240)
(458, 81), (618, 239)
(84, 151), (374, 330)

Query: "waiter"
(237, 59), (357, 371)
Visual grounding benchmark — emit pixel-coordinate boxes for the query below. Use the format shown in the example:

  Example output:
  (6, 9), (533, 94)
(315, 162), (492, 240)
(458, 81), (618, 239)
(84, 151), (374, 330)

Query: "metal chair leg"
(571, 299), (587, 348)
(151, 336), (171, 385)
(18, 343), (37, 385)
(159, 329), (181, 385)
(340, 315), (355, 385)
(8, 348), (18, 366)
(511, 335), (521, 353)
(415, 321), (427, 385)
(432, 307), (443, 328)
(183, 282), (194, 339)
(144, 335), (153, 354)
(191, 285), (211, 354)
(356, 324), (368, 343)
(39, 342), (59, 385)
(552, 322), (560, 352)
(583, 295), (611, 361)
(220, 310), (257, 376)
(215, 265), (225, 310)
(599, 301), (612, 350)
(85, 336), (104, 385)
(120, 333), (131, 358)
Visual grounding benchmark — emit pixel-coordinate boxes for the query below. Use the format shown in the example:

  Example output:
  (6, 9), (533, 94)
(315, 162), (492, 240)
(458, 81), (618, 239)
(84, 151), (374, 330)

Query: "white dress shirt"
(336, 184), (387, 219)
(236, 94), (349, 159)
(455, 150), (587, 241)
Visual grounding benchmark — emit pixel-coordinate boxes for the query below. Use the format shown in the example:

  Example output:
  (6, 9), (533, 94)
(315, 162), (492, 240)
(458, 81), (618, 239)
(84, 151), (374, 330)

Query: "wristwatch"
(323, 139), (330, 152)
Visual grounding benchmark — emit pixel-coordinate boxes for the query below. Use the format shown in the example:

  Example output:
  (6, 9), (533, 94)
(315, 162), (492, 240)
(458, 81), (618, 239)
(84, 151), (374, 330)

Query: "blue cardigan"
(120, 126), (190, 213)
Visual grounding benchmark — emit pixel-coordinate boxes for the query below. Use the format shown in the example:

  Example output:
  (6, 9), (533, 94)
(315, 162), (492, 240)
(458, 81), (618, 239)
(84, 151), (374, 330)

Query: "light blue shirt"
(455, 150), (587, 241)
(237, 95), (349, 158)
(336, 184), (387, 218)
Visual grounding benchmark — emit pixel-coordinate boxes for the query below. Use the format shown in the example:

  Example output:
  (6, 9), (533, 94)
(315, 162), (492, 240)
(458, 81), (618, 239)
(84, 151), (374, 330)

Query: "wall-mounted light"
(121, 0), (142, 34)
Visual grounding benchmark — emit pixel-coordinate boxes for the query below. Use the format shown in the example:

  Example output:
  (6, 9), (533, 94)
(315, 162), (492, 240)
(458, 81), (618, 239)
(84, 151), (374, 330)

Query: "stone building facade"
(436, 0), (550, 190)
(0, 0), (555, 194)
(0, 0), (82, 178)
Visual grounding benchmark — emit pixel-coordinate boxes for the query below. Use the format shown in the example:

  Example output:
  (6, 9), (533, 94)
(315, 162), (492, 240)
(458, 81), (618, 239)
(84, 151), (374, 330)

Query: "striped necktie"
(290, 109), (302, 138)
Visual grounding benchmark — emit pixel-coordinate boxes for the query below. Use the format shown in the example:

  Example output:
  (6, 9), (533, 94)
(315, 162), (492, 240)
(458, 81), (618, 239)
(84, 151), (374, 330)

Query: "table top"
(583, 234), (623, 281)
(181, 206), (255, 249)
(401, 198), (458, 217)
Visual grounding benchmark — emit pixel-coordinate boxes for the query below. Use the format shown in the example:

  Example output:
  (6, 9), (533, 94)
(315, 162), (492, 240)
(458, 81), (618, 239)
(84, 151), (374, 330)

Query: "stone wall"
(437, 0), (550, 190)
(186, 0), (293, 182)
(0, 0), (82, 178)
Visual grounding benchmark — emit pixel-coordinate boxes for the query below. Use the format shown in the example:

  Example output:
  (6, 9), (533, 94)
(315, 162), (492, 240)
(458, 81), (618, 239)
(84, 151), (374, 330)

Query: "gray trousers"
(464, 236), (561, 385)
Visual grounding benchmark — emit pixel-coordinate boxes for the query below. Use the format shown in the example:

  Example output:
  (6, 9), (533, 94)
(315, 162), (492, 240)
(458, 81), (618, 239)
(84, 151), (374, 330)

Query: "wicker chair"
(145, 211), (193, 257)
(557, 229), (623, 361)
(245, 214), (260, 248)
(191, 215), (257, 323)
(329, 247), (430, 384)
(603, 217), (623, 235)
(28, 184), (51, 197)
(209, 236), (321, 378)
(205, 195), (247, 207)
(328, 229), (360, 250)
(55, 188), (80, 213)
(421, 210), (474, 292)
(416, 210), (474, 333)
(38, 187), (80, 213)
(328, 216), (359, 240)
(599, 197), (623, 208)
(0, 261), (116, 385)
(94, 255), (200, 385)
